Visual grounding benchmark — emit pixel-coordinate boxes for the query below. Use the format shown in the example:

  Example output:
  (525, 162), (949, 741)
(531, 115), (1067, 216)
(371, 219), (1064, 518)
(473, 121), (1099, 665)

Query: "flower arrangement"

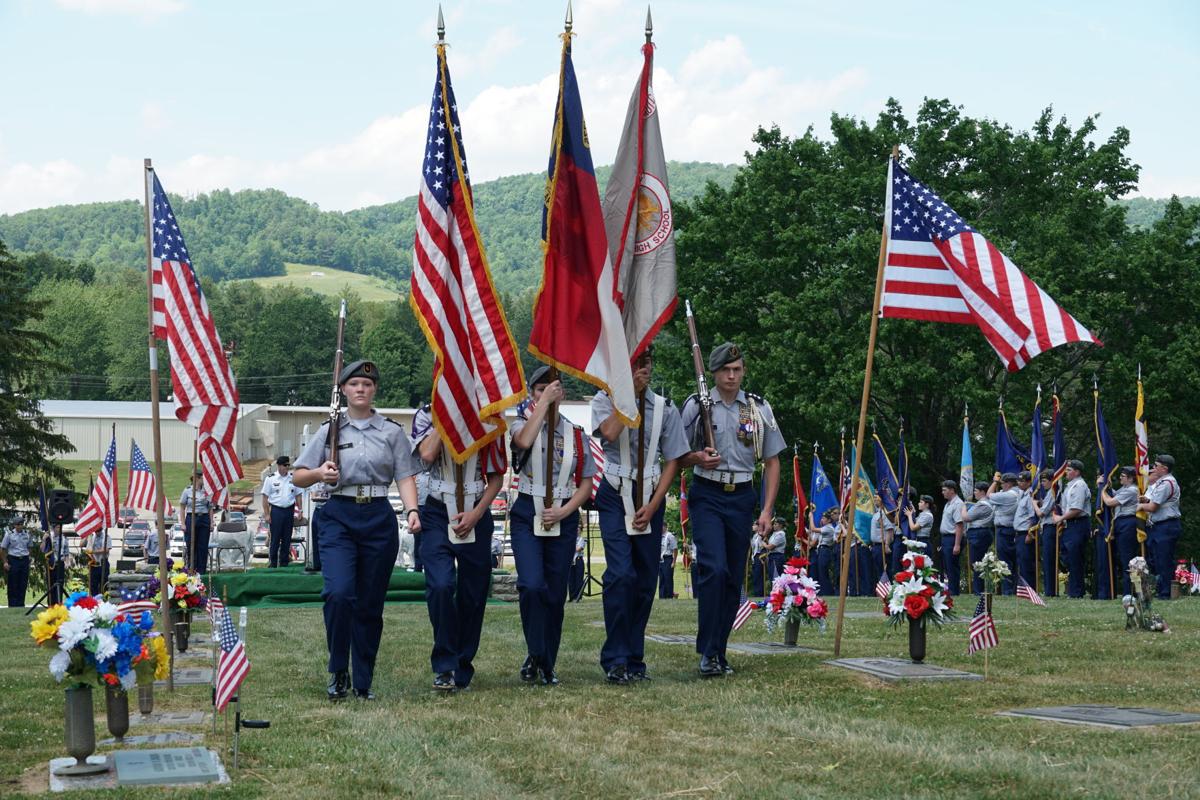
(883, 540), (954, 626)
(167, 567), (207, 612)
(1172, 561), (1195, 588)
(972, 551), (1011, 595)
(1123, 557), (1168, 632)
(31, 592), (157, 689)
(763, 557), (828, 634)
(133, 633), (172, 685)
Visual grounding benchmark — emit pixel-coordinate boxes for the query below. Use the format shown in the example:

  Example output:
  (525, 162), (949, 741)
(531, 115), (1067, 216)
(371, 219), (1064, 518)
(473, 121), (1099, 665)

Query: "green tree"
(0, 240), (73, 507)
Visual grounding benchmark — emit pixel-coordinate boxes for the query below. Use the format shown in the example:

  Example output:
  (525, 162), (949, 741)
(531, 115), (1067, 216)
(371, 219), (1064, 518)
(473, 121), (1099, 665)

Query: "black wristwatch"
(406, 509), (419, 520)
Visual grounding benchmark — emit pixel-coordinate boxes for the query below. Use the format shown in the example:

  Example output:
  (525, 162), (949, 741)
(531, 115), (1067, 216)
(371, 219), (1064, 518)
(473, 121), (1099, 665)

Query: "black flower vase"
(784, 618), (801, 647)
(105, 685), (129, 743)
(908, 616), (927, 663)
(172, 608), (190, 653)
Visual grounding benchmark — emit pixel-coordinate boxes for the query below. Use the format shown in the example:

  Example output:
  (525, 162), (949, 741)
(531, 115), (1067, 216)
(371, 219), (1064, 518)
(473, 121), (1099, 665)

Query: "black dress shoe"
(433, 672), (456, 691)
(698, 656), (723, 677)
(627, 671), (651, 683)
(353, 689), (376, 700)
(327, 670), (350, 700)
(520, 656), (538, 683)
(719, 659), (734, 675)
(538, 667), (560, 686)
(605, 665), (629, 685)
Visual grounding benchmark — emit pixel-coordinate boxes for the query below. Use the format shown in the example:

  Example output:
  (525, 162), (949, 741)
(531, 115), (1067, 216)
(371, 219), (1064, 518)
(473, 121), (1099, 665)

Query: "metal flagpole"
(143, 158), (174, 692)
(833, 144), (898, 658)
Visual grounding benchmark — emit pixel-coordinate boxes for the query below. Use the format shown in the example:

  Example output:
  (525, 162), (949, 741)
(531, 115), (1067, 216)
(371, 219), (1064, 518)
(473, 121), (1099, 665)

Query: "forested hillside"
(0, 161), (737, 294)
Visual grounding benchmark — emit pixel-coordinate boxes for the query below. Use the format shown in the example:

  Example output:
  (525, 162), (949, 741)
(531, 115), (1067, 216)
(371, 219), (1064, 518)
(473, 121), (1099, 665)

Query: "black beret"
(1066, 458), (1084, 472)
(1000, 472), (1019, 484)
(1119, 466), (1137, 479)
(1039, 469), (1055, 481)
(973, 480), (991, 492)
(276, 455), (291, 466)
(1154, 454), (1175, 470)
(707, 342), (743, 372)
(338, 359), (379, 386)
(1016, 472), (1031, 483)
(527, 364), (553, 389)
(194, 467), (204, 477)
(940, 480), (959, 491)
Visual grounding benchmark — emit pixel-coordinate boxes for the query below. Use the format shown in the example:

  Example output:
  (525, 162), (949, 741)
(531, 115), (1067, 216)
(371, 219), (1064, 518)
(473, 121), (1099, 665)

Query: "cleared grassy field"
(3, 594), (1198, 798)
(243, 262), (403, 302)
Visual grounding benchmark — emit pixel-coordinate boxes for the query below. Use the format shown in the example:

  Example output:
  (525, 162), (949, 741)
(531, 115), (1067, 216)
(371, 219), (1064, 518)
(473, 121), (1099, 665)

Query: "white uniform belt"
(516, 476), (575, 499)
(331, 484), (391, 499)
(428, 477), (486, 496)
(604, 462), (662, 481)
(694, 467), (752, 485)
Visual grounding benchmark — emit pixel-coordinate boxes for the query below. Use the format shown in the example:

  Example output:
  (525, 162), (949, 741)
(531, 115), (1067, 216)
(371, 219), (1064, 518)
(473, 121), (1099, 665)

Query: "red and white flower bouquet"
(764, 557), (828, 634)
(883, 540), (954, 627)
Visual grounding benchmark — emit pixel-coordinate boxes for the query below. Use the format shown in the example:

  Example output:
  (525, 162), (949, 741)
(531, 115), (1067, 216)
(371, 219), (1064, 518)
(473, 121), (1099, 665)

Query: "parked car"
(123, 520), (151, 557)
(170, 524), (186, 557)
(218, 509), (247, 533)
(117, 507), (137, 528)
(490, 495), (508, 518)
(388, 491), (405, 515)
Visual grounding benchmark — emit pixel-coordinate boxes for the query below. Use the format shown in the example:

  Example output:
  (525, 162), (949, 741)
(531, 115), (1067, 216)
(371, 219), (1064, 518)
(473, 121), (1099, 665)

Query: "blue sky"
(0, 0), (1196, 214)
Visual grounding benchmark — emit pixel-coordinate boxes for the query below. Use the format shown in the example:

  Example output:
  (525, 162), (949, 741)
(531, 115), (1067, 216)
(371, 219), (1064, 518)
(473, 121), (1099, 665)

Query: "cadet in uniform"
(568, 533), (586, 602)
(591, 346), (689, 683)
(749, 530), (768, 596)
(808, 509), (839, 595)
(44, 524), (72, 605)
(1101, 466), (1139, 596)
(960, 481), (994, 594)
(987, 473), (1021, 595)
(179, 469), (212, 573)
(85, 526), (111, 596)
(1052, 459), (1091, 598)
(1138, 454), (1182, 599)
(939, 481), (965, 595)
(509, 366), (597, 686)
(765, 517), (787, 584)
(1011, 473), (1039, 590)
(681, 342), (784, 677)
(868, 496), (896, 588)
(411, 403), (506, 692)
(293, 359), (421, 701)
(659, 529), (677, 600)
(904, 495), (935, 555)
(1036, 470), (1059, 596)
(261, 456), (303, 568)
(1, 517), (34, 607)
(306, 481), (329, 573)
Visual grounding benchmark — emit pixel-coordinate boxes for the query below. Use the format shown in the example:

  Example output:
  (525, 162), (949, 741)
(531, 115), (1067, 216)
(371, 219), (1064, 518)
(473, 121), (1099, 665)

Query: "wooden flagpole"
(833, 144), (898, 658)
(143, 158), (173, 692)
(189, 434), (198, 571)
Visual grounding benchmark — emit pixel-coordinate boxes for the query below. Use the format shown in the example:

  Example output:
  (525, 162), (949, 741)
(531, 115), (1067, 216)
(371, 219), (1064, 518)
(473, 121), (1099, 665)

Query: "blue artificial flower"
(136, 611), (154, 631)
(64, 591), (90, 609)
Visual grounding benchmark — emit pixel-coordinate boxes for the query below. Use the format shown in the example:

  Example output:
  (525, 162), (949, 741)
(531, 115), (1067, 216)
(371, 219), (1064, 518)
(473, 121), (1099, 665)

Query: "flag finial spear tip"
(645, 5), (653, 42)
(564, 0), (573, 32)
(437, 4), (445, 42)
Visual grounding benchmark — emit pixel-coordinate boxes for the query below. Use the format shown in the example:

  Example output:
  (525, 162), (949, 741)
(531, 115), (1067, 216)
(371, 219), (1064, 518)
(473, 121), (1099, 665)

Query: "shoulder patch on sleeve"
(746, 391), (765, 403)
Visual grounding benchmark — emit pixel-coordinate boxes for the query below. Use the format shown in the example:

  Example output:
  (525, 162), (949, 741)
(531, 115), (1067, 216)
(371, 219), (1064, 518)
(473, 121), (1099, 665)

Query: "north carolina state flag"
(529, 36), (638, 426)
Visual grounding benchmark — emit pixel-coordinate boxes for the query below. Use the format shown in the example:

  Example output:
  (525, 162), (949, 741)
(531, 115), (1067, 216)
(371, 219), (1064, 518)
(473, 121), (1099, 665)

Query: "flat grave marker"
(99, 732), (203, 747)
(156, 667), (212, 687)
(997, 705), (1200, 729)
(129, 711), (210, 727)
(646, 633), (696, 645)
(728, 641), (825, 655)
(826, 657), (982, 681)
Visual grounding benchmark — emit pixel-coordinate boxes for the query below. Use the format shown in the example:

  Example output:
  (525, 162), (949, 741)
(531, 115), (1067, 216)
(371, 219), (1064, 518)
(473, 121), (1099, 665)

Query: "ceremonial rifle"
(684, 300), (716, 452)
(325, 300), (348, 468)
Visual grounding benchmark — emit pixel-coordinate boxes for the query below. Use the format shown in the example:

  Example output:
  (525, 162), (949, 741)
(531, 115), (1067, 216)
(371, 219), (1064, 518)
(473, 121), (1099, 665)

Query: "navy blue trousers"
(268, 505), (295, 568)
(184, 514), (210, 574)
(309, 504), (324, 571)
(6, 555), (29, 607)
(994, 526), (1017, 594)
(510, 493), (577, 673)
(1060, 518), (1089, 598)
(939, 536), (961, 595)
(812, 545), (835, 597)
(418, 499), (493, 687)
(88, 559), (110, 596)
(1039, 523), (1059, 596)
(965, 528), (993, 595)
(1113, 516), (1138, 596)
(839, 544), (859, 596)
(1095, 528), (1115, 600)
(319, 496), (398, 692)
(1149, 518), (1182, 599)
(596, 481), (663, 674)
(688, 478), (755, 661)
(857, 543), (875, 596)
(869, 544), (886, 590)
(659, 556), (675, 599)
(1015, 529), (1037, 591)
(767, 552), (786, 585)
(568, 558), (585, 601)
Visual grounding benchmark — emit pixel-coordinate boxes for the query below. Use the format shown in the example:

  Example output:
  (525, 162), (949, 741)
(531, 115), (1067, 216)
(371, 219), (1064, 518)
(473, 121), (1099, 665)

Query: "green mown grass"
(3, 595), (1198, 798)
(243, 263), (403, 303)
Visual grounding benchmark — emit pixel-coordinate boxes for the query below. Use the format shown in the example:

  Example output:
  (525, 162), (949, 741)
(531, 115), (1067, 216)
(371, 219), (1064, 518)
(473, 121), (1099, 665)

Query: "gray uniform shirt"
(964, 499), (995, 530)
(510, 408), (598, 490)
(1063, 476), (1092, 515)
(766, 530), (786, 552)
(1146, 475), (1182, 523)
(1111, 485), (1139, 519)
(1036, 489), (1057, 525)
(1, 528), (33, 557)
(813, 523), (838, 547)
(869, 510), (897, 543)
(1013, 489), (1037, 532)
(680, 388), (785, 475)
(989, 487), (1020, 527)
(661, 531), (677, 559)
(408, 406), (506, 502)
(591, 390), (690, 473)
(939, 496), (964, 535)
(179, 486), (212, 515)
(294, 412), (421, 489)
(912, 510), (934, 539)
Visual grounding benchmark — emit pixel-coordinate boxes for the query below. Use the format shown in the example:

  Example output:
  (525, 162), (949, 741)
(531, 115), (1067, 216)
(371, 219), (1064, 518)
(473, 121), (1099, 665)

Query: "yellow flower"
(170, 573), (188, 586)
(30, 605), (68, 644)
(151, 636), (171, 681)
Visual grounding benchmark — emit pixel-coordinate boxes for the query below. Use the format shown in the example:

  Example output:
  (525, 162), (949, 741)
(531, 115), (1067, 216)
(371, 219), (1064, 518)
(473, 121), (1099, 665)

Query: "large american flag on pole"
(880, 158), (1099, 371)
(213, 600), (249, 712)
(125, 440), (174, 516)
(411, 45), (525, 463)
(75, 432), (119, 539)
(147, 170), (243, 480)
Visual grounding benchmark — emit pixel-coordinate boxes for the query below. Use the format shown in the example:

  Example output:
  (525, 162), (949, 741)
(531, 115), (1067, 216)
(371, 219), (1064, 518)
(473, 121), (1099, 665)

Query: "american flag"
(1016, 576), (1046, 606)
(589, 437), (606, 500)
(75, 433), (119, 539)
(880, 158), (1099, 372)
(213, 601), (249, 711)
(199, 431), (242, 509)
(116, 599), (159, 615)
(1190, 563), (1200, 594)
(207, 594), (225, 626)
(124, 440), (174, 516)
(148, 170), (242, 462)
(875, 574), (892, 600)
(411, 46), (524, 463)
(731, 585), (755, 631)
(967, 595), (998, 655)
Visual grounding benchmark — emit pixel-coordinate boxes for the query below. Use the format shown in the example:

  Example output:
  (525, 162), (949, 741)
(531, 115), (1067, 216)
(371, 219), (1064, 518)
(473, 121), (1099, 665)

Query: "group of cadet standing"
(803, 455), (1183, 603)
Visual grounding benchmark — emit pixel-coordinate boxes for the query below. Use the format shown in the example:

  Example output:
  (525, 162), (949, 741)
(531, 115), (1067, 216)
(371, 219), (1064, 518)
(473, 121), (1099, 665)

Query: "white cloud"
(54, 0), (185, 19)
(1131, 170), (1200, 200)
